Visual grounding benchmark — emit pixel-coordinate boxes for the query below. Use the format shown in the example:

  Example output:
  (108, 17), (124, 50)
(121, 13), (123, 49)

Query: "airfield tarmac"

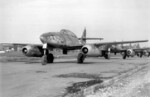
(0, 52), (150, 97)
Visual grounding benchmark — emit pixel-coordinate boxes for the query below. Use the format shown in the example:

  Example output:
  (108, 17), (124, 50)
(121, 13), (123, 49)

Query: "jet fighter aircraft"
(136, 48), (150, 57)
(22, 29), (148, 65)
(110, 44), (150, 58)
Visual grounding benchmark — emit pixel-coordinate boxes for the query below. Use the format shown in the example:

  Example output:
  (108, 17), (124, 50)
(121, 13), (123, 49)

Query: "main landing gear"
(148, 53), (150, 57)
(104, 48), (111, 60)
(77, 53), (86, 63)
(104, 52), (110, 59)
(122, 52), (127, 59)
(137, 52), (143, 58)
(139, 52), (143, 58)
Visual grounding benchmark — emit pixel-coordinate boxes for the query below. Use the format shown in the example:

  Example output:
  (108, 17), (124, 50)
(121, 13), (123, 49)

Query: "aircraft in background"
(21, 29), (148, 65)
(136, 47), (150, 57)
(110, 44), (150, 58)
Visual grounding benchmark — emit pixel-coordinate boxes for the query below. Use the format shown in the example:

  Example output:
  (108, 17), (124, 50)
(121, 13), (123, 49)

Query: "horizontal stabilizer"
(78, 38), (103, 40)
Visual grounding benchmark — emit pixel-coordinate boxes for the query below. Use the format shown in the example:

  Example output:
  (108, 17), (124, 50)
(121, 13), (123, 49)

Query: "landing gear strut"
(122, 52), (127, 59)
(77, 53), (85, 63)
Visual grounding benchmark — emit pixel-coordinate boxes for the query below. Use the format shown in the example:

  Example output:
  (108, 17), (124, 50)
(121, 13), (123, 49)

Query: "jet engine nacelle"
(22, 45), (43, 57)
(126, 49), (135, 56)
(81, 44), (102, 57)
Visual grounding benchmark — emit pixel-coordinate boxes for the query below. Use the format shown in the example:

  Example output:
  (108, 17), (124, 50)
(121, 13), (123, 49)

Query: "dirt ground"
(86, 63), (150, 97)
(0, 52), (150, 97)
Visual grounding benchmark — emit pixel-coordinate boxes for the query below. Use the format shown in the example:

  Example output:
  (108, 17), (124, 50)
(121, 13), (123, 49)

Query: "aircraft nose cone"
(40, 34), (46, 43)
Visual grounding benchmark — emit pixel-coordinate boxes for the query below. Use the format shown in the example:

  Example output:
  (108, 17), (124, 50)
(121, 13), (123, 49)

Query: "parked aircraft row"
(110, 44), (150, 58)
(21, 29), (149, 65)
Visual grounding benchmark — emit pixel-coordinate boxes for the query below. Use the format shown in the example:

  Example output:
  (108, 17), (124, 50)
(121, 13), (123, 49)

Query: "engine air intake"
(82, 47), (88, 54)
(22, 48), (28, 54)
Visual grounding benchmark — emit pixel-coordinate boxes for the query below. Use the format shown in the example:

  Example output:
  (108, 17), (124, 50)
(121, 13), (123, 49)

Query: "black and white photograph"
(0, 0), (150, 97)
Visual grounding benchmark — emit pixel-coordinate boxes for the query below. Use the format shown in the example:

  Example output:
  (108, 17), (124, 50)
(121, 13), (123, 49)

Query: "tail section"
(78, 28), (104, 45)
(80, 28), (87, 44)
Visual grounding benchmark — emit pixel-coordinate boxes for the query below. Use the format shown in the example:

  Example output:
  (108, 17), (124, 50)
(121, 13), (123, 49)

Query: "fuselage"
(110, 45), (123, 53)
(40, 29), (81, 48)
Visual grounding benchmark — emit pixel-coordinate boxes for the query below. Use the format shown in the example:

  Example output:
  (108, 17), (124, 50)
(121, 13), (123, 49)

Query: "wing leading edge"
(93, 40), (148, 47)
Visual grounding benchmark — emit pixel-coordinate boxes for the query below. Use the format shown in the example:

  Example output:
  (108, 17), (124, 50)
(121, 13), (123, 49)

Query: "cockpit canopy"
(60, 29), (77, 38)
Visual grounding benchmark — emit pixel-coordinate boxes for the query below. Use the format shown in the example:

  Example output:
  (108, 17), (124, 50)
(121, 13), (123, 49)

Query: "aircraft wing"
(66, 40), (148, 51)
(93, 40), (148, 47)
(48, 40), (148, 50)
(132, 48), (150, 52)
(133, 48), (149, 50)
(12, 43), (42, 46)
(12, 43), (82, 51)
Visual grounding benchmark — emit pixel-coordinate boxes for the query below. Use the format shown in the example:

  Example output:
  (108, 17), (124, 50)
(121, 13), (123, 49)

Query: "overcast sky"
(0, 0), (150, 46)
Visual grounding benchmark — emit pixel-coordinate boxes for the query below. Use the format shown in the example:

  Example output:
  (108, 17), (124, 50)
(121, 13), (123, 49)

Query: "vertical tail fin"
(80, 28), (86, 45)
(79, 28), (103, 44)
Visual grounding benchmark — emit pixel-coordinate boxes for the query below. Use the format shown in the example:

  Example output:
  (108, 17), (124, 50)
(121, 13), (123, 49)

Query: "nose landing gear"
(41, 44), (54, 65)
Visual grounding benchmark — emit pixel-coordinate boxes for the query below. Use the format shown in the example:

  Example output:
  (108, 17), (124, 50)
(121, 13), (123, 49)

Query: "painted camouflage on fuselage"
(40, 29), (81, 49)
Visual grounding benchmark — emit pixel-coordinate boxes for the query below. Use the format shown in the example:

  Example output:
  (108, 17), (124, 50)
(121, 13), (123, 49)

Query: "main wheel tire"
(47, 53), (54, 63)
(41, 55), (47, 65)
(137, 53), (140, 57)
(104, 53), (107, 59)
(121, 52), (127, 59)
(123, 54), (127, 59)
(77, 53), (85, 63)
(104, 52), (110, 60)
(148, 53), (150, 57)
(140, 52), (143, 58)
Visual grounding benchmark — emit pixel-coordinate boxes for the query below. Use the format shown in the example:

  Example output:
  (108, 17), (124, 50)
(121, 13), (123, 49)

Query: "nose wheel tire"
(42, 55), (47, 65)
(77, 53), (85, 63)
(41, 53), (54, 65)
